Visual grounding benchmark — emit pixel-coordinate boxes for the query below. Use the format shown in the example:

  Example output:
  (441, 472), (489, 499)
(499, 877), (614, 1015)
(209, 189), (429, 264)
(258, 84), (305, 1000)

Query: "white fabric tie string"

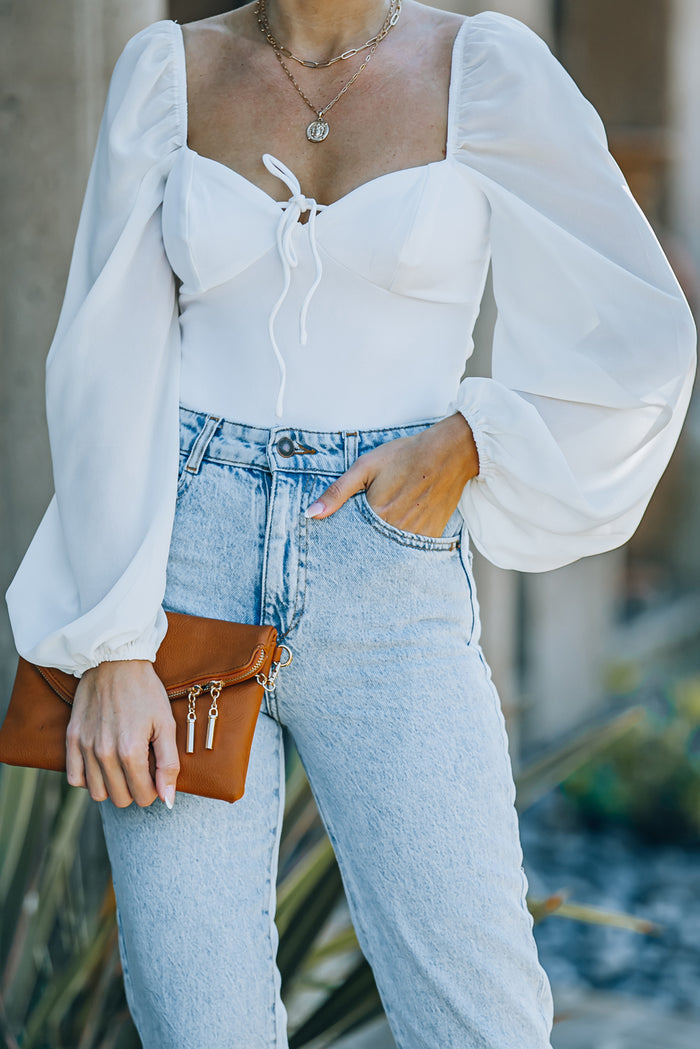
(262, 153), (326, 418)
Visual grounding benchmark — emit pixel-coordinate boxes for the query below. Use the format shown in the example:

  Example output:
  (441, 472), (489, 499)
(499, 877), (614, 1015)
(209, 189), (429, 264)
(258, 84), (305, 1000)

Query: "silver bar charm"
(186, 685), (202, 754)
(205, 682), (222, 750)
(205, 712), (217, 750)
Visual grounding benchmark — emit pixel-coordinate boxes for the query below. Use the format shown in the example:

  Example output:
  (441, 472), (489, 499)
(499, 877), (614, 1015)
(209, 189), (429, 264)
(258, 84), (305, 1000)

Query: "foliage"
(563, 672), (700, 843)
(0, 707), (648, 1048)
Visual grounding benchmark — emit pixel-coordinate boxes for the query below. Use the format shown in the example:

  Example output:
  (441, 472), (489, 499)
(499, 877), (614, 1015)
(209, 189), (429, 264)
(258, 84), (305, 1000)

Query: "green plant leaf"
(0, 767), (40, 909)
(288, 955), (383, 1049)
(528, 892), (659, 934)
(515, 707), (644, 811)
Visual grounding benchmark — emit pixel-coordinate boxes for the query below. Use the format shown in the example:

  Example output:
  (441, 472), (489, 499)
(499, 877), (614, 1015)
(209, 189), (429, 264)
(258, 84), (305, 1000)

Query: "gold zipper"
(37, 666), (73, 706)
(36, 645), (270, 709)
(166, 646), (267, 699)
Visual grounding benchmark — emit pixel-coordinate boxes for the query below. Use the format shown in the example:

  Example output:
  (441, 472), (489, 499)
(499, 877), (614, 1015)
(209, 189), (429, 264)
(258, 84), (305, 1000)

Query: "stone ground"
(335, 988), (700, 1049)
(550, 988), (700, 1049)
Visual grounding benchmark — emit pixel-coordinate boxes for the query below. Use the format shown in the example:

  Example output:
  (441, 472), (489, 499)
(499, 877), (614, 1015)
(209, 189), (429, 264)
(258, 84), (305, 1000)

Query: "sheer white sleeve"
(451, 13), (697, 571)
(5, 21), (184, 676)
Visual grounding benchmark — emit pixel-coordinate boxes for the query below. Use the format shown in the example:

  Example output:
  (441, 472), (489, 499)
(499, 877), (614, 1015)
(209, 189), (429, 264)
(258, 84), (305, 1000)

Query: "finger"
(118, 733), (159, 808)
(81, 747), (110, 804)
(66, 721), (87, 789)
(100, 754), (138, 809)
(305, 461), (371, 519)
(152, 716), (180, 810)
(91, 735), (135, 807)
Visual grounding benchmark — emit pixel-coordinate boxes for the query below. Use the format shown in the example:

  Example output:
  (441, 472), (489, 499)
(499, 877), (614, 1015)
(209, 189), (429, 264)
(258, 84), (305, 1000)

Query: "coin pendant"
(306, 119), (330, 142)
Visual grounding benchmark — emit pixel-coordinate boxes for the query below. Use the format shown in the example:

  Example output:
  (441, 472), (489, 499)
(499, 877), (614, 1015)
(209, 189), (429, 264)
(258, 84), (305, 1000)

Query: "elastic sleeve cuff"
(457, 407), (494, 481)
(70, 608), (167, 678)
(448, 385), (497, 482)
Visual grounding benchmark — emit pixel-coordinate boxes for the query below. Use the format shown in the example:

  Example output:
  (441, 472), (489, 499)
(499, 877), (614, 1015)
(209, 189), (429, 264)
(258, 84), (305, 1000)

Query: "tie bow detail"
(262, 153), (326, 418)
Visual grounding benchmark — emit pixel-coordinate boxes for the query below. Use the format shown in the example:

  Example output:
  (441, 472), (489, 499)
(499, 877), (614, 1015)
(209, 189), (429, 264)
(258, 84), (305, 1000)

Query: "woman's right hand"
(66, 659), (180, 809)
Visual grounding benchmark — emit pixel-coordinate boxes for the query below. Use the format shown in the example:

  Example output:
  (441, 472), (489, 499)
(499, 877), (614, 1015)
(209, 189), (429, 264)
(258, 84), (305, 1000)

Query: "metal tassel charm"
(205, 682), (222, 750)
(186, 685), (202, 754)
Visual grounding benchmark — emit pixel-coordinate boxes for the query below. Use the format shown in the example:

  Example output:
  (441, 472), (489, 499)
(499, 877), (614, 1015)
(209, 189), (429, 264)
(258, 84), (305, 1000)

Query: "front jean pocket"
(355, 490), (463, 551)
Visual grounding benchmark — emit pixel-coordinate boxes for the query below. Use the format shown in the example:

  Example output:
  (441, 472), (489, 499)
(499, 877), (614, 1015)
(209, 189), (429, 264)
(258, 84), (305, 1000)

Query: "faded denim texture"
(99, 405), (554, 1049)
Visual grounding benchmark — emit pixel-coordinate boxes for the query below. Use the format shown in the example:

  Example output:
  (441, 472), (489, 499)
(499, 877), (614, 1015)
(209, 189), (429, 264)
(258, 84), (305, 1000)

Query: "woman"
(5, 1), (696, 1046)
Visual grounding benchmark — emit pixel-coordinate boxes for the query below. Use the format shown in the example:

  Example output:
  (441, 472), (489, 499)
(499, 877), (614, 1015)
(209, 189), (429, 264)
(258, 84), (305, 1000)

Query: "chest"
(183, 23), (461, 208)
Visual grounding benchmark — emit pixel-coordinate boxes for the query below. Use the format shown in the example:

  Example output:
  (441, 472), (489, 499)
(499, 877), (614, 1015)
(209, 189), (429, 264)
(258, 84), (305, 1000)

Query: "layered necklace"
(255, 0), (402, 142)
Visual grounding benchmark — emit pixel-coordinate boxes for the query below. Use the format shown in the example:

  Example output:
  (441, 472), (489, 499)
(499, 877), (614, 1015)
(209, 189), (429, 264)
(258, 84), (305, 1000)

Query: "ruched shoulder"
(6, 20), (185, 675)
(448, 13), (697, 571)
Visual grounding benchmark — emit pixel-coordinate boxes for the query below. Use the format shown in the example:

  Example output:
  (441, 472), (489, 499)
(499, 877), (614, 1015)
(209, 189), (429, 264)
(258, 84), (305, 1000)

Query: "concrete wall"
(0, 0), (167, 706)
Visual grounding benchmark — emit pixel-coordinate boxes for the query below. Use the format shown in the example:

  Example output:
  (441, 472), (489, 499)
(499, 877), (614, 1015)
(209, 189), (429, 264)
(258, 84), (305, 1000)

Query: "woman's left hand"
(305, 413), (480, 538)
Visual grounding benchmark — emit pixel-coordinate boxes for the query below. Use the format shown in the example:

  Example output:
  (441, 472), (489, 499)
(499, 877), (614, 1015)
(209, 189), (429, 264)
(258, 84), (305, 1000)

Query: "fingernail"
(164, 786), (175, 810)
(305, 500), (325, 519)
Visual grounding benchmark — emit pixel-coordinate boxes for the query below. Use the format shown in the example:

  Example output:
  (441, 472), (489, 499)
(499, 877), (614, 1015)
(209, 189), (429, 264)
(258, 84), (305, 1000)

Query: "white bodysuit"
(5, 14), (696, 677)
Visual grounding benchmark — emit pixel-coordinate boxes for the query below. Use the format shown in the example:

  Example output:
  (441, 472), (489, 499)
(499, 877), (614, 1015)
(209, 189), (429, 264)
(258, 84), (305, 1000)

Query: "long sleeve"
(5, 20), (184, 676)
(451, 13), (697, 572)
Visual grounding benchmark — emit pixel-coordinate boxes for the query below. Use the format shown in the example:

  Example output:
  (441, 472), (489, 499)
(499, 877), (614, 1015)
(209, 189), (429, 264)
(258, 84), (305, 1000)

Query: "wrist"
(88, 658), (154, 680)
(428, 413), (480, 481)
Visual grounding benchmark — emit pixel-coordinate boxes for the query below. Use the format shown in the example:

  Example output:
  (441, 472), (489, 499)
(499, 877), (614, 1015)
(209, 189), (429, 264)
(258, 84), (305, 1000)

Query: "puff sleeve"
(451, 13), (697, 571)
(5, 21), (184, 676)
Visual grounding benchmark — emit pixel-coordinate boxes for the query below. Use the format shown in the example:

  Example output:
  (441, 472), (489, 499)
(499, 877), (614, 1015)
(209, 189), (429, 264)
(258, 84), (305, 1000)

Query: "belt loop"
(184, 414), (222, 475)
(343, 431), (359, 471)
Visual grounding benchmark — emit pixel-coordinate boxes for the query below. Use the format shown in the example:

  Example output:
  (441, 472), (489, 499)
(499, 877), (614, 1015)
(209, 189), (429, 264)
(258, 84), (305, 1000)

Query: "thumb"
(152, 716), (180, 809)
(305, 462), (369, 519)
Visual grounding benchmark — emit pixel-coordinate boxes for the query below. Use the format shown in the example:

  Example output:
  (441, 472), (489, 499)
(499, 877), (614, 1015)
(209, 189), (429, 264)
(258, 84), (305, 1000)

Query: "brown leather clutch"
(0, 611), (290, 804)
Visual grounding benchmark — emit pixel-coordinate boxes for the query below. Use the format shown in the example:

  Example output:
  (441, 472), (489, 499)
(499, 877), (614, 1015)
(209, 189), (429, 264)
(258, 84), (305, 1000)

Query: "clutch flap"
(33, 612), (278, 705)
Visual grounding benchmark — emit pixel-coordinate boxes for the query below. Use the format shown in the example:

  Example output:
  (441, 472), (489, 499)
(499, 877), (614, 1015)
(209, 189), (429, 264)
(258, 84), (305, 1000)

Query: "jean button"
(276, 436), (296, 457)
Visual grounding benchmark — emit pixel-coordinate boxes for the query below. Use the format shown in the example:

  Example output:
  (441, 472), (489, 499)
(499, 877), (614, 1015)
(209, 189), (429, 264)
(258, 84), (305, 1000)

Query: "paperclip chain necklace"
(254, 0), (402, 142)
(256, 0), (400, 68)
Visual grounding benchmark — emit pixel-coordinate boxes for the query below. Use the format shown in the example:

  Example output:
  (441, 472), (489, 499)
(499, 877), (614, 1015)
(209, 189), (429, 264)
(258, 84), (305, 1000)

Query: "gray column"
(0, 0), (167, 706)
(668, 0), (700, 585)
(423, 0), (552, 42)
(671, 0), (700, 276)
(521, 552), (624, 748)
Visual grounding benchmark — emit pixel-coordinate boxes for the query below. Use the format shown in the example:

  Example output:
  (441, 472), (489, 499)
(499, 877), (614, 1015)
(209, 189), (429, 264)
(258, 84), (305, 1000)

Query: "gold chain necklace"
(256, 0), (400, 68)
(254, 0), (402, 143)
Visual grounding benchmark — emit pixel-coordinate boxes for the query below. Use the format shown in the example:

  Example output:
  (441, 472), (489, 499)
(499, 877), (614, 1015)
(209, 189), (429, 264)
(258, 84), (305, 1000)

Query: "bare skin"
(67, 0), (480, 809)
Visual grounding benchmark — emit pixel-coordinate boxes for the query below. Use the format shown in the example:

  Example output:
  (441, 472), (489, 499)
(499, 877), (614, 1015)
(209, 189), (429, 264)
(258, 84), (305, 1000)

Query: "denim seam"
(280, 473), (311, 640)
(458, 541), (477, 644)
(113, 896), (149, 1038)
(182, 455), (272, 482)
(356, 491), (461, 552)
(259, 474), (279, 721)
(475, 646), (554, 1034)
(262, 726), (286, 1049)
(195, 451), (361, 476)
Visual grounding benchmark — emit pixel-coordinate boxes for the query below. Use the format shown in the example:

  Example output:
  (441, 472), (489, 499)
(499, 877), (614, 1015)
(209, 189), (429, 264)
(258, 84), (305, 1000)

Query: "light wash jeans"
(99, 405), (554, 1049)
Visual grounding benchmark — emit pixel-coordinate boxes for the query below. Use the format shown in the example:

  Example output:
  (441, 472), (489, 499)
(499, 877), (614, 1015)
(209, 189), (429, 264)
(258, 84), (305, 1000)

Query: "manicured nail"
(305, 501), (325, 519)
(164, 786), (175, 810)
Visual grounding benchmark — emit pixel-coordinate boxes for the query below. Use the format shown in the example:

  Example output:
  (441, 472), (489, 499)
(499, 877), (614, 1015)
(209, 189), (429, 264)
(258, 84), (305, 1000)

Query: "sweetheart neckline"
(182, 146), (453, 214)
(170, 17), (468, 211)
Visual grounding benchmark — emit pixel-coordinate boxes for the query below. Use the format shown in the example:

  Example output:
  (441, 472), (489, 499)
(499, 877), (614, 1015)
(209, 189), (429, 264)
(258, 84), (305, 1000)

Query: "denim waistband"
(178, 404), (446, 475)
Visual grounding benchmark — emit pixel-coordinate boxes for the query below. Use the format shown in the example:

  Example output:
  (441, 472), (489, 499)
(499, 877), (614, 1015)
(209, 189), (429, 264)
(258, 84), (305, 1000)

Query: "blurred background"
(1, 1), (699, 1047)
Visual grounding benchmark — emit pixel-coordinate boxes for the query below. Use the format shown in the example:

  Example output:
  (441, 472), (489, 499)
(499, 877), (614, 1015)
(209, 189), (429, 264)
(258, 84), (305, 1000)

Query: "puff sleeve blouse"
(5, 14), (696, 677)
